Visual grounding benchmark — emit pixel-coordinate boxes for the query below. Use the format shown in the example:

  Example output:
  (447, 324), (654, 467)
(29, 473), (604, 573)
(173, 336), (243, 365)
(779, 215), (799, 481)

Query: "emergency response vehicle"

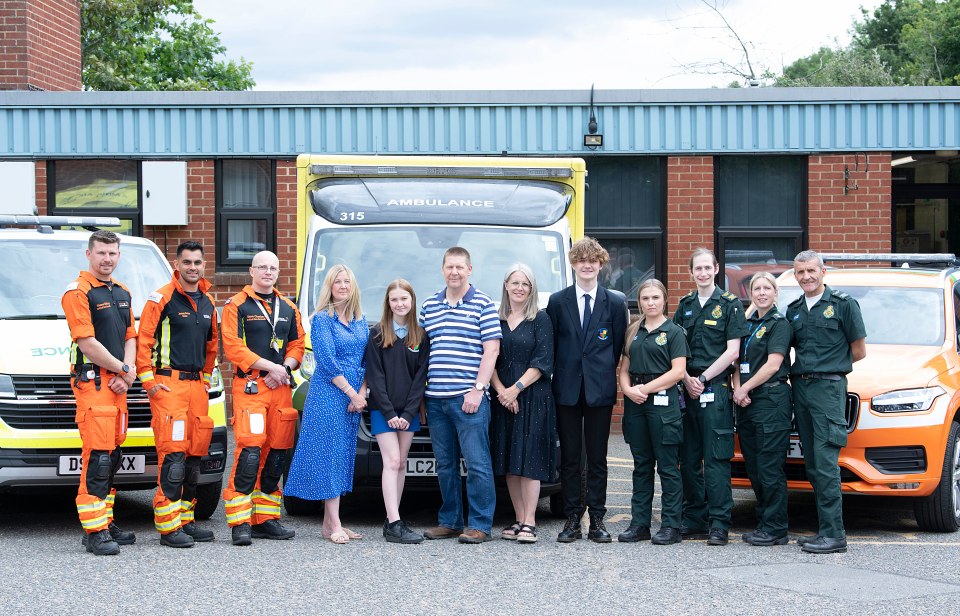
(732, 254), (960, 532)
(287, 155), (586, 515)
(0, 216), (227, 519)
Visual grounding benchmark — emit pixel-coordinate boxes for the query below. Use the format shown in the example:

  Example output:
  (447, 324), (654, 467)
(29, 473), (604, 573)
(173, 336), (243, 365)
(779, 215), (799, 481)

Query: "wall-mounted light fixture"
(583, 84), (603, 149)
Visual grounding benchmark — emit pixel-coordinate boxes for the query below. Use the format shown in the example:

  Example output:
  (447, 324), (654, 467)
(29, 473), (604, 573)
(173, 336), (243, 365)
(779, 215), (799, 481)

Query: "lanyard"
(253, 295), (282, 352)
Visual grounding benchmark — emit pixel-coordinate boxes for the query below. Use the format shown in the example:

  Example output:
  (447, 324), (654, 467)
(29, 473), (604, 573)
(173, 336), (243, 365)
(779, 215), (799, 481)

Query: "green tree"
(81, 0), (254, 91)
(775, 46), (896, 87)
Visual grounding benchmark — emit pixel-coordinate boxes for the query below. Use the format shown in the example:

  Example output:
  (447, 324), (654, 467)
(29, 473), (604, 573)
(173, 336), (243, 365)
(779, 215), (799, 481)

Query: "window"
(48, 160), (140, 235)
(584, 157), (666, 304)
(215, 160), (276, 270)
(715, 156), (806, 300)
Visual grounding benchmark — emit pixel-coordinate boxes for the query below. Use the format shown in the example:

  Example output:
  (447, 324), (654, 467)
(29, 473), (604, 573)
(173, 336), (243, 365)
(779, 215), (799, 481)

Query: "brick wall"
(666, 155), (715, 309)
(808, 153), (892, 256)
(0, 0), (81, 91)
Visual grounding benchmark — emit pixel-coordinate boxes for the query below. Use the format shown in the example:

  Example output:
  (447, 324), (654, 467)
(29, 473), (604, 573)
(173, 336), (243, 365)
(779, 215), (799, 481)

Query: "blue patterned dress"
(285, 310), (368, 500)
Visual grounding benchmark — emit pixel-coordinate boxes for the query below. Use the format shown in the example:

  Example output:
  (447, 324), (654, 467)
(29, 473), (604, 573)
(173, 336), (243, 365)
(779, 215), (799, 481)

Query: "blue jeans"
(426, 394), (496, 534)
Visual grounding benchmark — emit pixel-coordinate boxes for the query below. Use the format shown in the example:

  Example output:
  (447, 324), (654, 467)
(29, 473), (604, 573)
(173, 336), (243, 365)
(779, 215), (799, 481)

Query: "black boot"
(587, 514), (612, 543)
(159, 529), (195, 548)
(85, 529), (120, 556)
(81, 522), (135, 548)
(182, 522), (215, 542)
(231, 522), (252, 546)
(251, 519), (295, 540)
(556, 516), (582, 543)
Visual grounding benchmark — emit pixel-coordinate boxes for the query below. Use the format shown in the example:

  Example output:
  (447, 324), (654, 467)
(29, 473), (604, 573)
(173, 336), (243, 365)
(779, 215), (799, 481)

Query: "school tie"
(582, 293), (592, 345)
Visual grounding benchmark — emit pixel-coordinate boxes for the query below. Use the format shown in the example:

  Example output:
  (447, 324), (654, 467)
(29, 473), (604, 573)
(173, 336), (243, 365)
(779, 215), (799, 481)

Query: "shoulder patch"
(65, 281), (79, 292)
(147, 291), (163, 304)
(770, 311), (784, 320)
(683, 290), (696, 299)
(831, 289), (850, 300)
(722, 291), (738, 301)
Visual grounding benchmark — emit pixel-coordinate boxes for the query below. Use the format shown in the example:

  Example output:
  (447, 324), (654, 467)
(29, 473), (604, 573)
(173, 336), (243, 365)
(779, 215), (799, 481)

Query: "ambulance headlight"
(300, 351), (315, 380)
(871, 387), (944, 413)
(0, 374), (14, 398)
(208, 367), (224, 394)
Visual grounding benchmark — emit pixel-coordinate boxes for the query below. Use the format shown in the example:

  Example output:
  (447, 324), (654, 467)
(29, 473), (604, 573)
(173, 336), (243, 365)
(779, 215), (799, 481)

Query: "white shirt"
(576, 284), (598, 324)
(805, 291), (824, 310)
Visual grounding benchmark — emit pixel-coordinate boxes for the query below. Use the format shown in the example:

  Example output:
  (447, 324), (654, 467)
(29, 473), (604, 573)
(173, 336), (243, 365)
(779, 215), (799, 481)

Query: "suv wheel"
(193, 479), (223, 521)
(914, 421), (960, 532)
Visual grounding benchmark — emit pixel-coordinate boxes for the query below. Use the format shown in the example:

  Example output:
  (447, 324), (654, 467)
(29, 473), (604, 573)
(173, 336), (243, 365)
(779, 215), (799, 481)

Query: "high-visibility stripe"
(105, 490), (116, 521)
(154, 500), (182, 516)
(226, 509), (252, 524)
(77, 502), (105, 513)
(225, 494), (252, 507)
(155, 517), (181, 533)
(180, 500), (195, 523)
(81, 514), (109, 530)
(138, 370), (155, 381)
(159, 316), (171, 367)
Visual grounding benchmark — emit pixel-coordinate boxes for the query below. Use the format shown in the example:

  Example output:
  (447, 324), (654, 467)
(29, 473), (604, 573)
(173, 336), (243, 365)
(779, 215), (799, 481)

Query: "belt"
(796, 373), (843, 381)
(156, 368), (202, 381)
(236, 368), (269, 379)
(629, 373), (659, 385)
(760, 380), (786, 389)
(690, 371), (729, 385)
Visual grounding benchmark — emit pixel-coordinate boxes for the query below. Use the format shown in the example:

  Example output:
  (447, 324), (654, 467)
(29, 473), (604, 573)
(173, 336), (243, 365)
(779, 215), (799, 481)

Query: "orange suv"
(731, 255), (960, 532)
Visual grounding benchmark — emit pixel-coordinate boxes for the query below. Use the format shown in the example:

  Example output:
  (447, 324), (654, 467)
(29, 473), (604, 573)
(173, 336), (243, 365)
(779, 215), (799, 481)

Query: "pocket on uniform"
(154, 408), (190, 454)
(825, 416), (848, 448)
(79, 406), (118, 451)
(187, 415), (214, 457)
(233, 406), (268, 448)
(115, 407), (128, 447)
(661, 415), (683, 446)
(267, 407), (298, 450)
(712, 427), (735, 460)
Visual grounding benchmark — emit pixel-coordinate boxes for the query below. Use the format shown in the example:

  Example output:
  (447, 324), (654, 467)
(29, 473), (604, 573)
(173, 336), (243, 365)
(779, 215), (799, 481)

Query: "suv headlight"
(208, 366), (224, 394)
(300, 351), (314, 380)
(871, 386), (945, 413)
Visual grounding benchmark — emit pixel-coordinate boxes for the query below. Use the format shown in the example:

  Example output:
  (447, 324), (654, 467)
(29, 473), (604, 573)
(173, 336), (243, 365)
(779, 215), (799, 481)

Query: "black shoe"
(231, 523), (252, 546)
(252, 519), (295, 540)
(741, 530), (758, 543)
(81, 522), (135, 548)
(556, 517), (582, 543)
(680, 525), (709, 540)
(745, 530), (789, 546)
(159, 529), (195, 548)
(617, 525), (651, 543)
(651, 527), (682, 545)
(383, 519), (424, 544)
(801, 536), (847, 554)
(85, 529), (120, 555)
(587, 515), (612, 543)
(707, 528), (729, 546)
(796, 534), (820, 546)
(182, 522), (215, 542)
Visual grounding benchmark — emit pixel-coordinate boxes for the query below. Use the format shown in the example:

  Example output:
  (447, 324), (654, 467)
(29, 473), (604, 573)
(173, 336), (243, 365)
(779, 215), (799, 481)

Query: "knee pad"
(160, 452), (186, 500)
(109, 448), (122, 474)
(186, 457), (201, 487)
(260, 449), (285, 494)
(85, 450), (112, 499)
(234, 446), (261, 494)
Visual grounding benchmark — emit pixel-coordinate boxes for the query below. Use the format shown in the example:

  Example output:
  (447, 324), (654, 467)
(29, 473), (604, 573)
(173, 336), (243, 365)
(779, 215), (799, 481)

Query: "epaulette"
(721, 291), (738, 301)
(831, 289), (851, 300)
(770, 311), (785, 320)
(682, 290), (696, 300)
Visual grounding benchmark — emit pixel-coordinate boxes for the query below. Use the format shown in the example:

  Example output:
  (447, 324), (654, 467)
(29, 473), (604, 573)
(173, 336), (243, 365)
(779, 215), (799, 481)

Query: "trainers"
(423, 526), (461, 540)
(384, 519), (424, 544)
(252, 519), (295, 540)
(182, 522), (215, 542)
(231, 522), (252, 546)
(707, 528), (729, 546)
(458, 529), (492, 544)
(159, 529), (195, 548)
(85, 529), (120, 556)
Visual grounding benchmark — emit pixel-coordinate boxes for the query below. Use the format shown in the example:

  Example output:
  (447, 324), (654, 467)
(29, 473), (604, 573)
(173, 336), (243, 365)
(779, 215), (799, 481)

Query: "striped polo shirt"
(420, 284), (502, 398)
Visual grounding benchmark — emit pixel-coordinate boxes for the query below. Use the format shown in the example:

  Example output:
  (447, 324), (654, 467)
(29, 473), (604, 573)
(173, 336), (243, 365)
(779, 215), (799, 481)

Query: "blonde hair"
(376, 279), (424, 349)
(498, 263), (539, 321)
(315, 264), (363, 321)
(745, 271), (779, 318)
(688, 247), (718, 270)
(624, 278), (668, 355)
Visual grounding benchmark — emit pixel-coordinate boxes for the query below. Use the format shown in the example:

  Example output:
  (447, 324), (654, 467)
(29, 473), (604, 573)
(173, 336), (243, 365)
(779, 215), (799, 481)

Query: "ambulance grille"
(0, 375), (152, 430)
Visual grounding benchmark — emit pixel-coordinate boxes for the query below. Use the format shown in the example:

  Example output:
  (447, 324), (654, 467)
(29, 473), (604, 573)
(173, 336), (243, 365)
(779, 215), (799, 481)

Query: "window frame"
(214, 159), (278, 271)
(47, 160), (143, 235)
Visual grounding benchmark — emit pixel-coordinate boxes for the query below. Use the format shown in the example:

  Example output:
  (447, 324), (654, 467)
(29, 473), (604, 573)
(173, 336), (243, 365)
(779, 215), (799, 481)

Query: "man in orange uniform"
(221, 250), (304, 546)
(62, 230), (138, 556)
(136, 241), (219, 548)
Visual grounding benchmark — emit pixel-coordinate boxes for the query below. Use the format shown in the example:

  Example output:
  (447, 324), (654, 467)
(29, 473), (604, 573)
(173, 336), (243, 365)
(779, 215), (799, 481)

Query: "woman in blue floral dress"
(285, 264), (368, 544)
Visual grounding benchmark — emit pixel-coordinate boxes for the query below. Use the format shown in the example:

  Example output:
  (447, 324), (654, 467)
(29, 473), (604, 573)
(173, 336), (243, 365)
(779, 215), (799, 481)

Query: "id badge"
(86, 369), (96, 380)
(271, 337), (281, 353)
(700, 389), (715, 403)
(654, 391), (669, 407)
(739, 363), (750, 374)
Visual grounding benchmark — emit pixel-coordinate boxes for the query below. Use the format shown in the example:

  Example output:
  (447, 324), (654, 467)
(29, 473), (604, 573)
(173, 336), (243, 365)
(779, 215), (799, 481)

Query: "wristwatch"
(515, 380), (525, 391)
(697, 374), (707, 384)
(474, 382), (486, 391)
(121, 363), (131, 375)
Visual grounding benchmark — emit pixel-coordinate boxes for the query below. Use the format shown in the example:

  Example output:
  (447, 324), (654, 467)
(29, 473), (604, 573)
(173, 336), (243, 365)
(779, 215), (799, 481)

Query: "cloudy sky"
(191, 0), (883, 91)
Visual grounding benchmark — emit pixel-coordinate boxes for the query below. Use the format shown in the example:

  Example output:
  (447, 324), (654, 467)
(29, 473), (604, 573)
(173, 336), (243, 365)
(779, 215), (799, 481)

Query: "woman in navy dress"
(490, 263), (555, 544)
(285, 264), (368, 544)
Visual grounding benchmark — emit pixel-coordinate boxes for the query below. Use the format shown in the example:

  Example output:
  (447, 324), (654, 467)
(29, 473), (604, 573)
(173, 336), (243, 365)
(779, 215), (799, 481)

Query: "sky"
(191, 0), (884, 91)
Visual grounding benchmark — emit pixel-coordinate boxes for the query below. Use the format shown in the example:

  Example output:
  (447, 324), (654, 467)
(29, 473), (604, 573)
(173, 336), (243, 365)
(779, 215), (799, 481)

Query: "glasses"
(507, 281), (532, 289)
(252, 265), (279, 273)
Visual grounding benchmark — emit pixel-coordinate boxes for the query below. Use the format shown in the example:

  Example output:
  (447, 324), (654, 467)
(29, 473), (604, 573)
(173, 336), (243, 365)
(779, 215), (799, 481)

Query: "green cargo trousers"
(622, 398), (683, 529)
(681, 382), (735, 531)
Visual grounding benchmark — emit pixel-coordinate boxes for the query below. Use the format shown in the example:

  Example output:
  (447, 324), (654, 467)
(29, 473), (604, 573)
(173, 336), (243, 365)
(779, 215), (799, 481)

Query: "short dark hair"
(176, 241), (204, 257)
(88, 230), (120, 250)
(443, 246), (471, 266)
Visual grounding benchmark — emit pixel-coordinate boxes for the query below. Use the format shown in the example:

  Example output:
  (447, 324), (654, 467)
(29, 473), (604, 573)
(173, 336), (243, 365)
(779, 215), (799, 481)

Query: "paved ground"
(2, 436), (959, 615)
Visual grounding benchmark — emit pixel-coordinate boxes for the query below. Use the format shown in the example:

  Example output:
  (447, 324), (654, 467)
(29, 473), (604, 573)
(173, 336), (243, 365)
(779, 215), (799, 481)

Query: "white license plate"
(57, 455), (146, 476)
(787, 440), (804, 459)
(405, 458), (467, 477)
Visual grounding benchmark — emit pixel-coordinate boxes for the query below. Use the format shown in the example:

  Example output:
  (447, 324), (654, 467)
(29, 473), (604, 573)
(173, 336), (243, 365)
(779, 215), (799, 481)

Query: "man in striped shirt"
(420, 247), (501, 544)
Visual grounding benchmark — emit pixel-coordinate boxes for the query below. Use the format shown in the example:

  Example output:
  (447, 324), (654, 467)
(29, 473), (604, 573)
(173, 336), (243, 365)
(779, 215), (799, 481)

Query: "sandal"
(342, 527), (364, 540)
(325, 528), (350, 544)
(501, 521), (521, 541)
(516, 524), (538, 544)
